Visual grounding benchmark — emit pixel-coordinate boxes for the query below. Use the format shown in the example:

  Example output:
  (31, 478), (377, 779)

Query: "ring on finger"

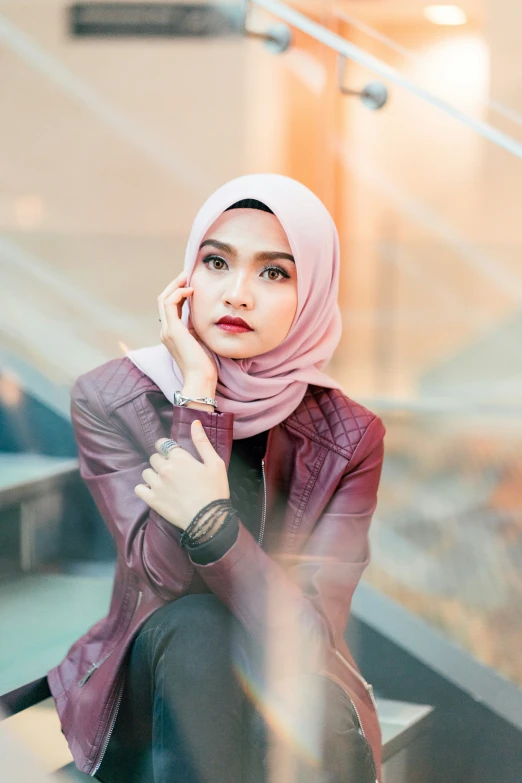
(160, 439), (181, 458)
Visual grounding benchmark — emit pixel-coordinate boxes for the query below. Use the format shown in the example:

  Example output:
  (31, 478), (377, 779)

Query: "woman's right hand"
(158, 272), (218, 384)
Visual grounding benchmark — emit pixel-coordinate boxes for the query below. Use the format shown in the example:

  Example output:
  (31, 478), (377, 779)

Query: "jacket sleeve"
(190, 415), (385, 676)
(70, 375), (234, 601)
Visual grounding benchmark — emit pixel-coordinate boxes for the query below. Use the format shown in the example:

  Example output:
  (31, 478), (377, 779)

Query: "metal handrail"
(250, 0), (522, 160)
(335, 8), (522, 131)
(357, 396), (522, 415)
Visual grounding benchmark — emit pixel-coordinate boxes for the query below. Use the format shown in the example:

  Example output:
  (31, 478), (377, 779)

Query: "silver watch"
(174, 390), (218, 409)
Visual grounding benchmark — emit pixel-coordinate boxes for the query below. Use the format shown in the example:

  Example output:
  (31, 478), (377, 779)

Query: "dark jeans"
(95, 594), (376, 783)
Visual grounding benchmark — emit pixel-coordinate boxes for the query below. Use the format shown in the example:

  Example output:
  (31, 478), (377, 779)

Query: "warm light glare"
(14, 195), (44, 229)
(119, 340), (130, 355)
(424, 5), (468, 25)
(0, 372), (22, 406)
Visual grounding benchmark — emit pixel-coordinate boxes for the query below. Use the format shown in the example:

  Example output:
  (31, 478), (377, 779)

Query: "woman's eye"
(261, 265), (290, 281)
(202, 255), (228, 270)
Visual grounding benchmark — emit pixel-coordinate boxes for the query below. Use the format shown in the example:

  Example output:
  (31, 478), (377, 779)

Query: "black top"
(185, 429), (270, 565)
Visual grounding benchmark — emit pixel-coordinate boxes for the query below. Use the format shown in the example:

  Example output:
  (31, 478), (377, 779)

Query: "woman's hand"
(158, 272), (218, 384)
(134, 420), (229, 530)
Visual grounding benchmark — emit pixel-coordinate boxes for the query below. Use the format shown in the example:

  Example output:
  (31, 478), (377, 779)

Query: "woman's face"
(189, 208), (298, 360)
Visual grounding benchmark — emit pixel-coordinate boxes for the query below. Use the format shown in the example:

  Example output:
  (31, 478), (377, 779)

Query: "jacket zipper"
(78, 590), (144, 688)
(318, 671), (379, 783)
(334, 649), (378, 712)
(318, 671), (366, 738)
(78, 650), (114, 687)
(90, 673), (126, 777)
(258, 458), (267, 546)
(82, 589), (143, 776)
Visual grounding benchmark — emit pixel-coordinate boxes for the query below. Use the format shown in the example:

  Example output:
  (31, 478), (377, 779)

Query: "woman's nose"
(222, 274), (254, 309)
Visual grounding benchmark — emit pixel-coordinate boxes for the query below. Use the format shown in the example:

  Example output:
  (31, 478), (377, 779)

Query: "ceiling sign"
(69, 2), (244, 37)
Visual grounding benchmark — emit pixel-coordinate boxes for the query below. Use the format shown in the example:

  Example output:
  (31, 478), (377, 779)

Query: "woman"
(47, 174), (386, 783)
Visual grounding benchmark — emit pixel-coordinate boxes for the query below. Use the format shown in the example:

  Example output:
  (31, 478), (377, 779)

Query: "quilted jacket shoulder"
(289, 384), (384, 460)
(73, 356), (157, 414)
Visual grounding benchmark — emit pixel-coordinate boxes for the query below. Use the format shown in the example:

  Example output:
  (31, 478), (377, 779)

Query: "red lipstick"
(216, 316), (253, 333)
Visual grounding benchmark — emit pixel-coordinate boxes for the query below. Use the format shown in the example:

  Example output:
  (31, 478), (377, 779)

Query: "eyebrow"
(199, 238), (295, 264)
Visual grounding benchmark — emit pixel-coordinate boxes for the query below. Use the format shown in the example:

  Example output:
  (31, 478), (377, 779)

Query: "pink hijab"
(126, 173), (344, 439)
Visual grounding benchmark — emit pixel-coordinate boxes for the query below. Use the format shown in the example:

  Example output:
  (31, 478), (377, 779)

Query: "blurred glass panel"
(324, 9), (522, 690)
(366, 408), (522, 689)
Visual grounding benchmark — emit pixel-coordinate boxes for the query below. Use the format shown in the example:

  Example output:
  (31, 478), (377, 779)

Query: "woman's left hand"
(134, 420), (230, 530)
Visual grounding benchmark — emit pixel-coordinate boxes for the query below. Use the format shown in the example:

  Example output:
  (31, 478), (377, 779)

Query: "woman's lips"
(216, 323), (253, 333)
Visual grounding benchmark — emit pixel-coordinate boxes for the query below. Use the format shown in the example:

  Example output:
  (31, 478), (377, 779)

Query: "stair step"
(0, 453), (78, 511)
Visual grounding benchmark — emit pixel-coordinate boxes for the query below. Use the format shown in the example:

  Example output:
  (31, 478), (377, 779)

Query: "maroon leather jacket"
(47, 357), (386, 780)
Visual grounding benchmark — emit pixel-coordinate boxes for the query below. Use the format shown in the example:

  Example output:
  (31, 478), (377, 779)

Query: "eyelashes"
(201, 254), (291, 281)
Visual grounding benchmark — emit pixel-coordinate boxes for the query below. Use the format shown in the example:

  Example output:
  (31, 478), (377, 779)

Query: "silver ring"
(160, 439), (181, 457)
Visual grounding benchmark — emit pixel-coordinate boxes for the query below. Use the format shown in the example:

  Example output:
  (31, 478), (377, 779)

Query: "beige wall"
(0, 1), (251, 380)
(480, 0), (522, 251)
(0, 1), (250, 238)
